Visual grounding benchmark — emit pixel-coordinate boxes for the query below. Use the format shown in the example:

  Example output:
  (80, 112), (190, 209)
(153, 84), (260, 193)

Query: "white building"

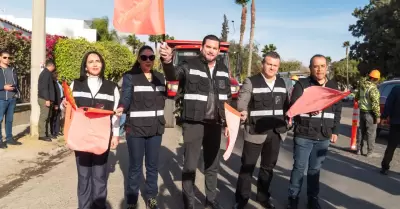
(0, 15), (97, 42)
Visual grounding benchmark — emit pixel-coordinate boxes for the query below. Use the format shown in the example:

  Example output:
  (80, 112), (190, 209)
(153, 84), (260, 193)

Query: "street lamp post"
(30, 0), (46, 137)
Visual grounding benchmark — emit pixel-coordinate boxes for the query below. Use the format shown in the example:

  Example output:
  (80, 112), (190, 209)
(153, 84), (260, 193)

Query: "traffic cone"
(350, 101), (359, 150)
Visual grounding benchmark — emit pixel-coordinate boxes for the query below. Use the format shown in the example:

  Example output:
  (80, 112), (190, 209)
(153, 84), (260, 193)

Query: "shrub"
(54, 38), (134, 82)
(0, 28), (31, 75)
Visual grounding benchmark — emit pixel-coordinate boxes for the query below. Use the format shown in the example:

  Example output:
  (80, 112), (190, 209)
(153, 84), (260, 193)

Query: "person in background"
(354, 69), (381, 157)
(117, 77), (126, 136)
(380, 85), (400, 175)
(0, 49), (21, 148)
(62, 51), (120, 209)
(50, 71), (63, 137)
(286, 54), (342, 209)
(115, 45), (166, 209)
(38, 60), (57, 141)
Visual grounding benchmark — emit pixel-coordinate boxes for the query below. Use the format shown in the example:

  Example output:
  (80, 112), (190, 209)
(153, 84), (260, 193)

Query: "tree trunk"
(239, 5), (247, 50)
(247, 0), (255, 77)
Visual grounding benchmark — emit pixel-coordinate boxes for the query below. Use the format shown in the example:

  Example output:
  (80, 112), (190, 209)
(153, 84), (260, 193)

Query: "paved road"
(0, 106), (399, 209)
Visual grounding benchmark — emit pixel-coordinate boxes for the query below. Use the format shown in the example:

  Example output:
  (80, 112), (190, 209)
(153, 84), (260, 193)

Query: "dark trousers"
(0, 98), (16, 141)
(75, 150), (110, 209)
(51, 108), (61, 135)
(181, 122), (222, 208)
(288, 137), (330, 198)
(38, 98), (51, 137)
(235, 130), (281, 205)
(357, 111), (377, 152)
(126, 134), (162, 204)
(381, 124), (400, 170)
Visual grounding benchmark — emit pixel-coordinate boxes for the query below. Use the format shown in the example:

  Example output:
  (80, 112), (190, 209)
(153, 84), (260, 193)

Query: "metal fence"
(18, 74), (31, 103)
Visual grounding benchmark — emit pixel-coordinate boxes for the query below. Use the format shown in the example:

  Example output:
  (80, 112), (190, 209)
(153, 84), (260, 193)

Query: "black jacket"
(38, 68), (55, 102)
(290, 76), (342, 140)
(382, 85), (400, 125)
(162, 55), (232, 124)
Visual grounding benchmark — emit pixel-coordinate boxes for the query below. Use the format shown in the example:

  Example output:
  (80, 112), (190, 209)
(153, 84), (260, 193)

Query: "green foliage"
(349, 0), (400, 76)
(148, 34), (174, 49)
(228, 40), (262, 81)
(280, 60), (302, 72)
(54, 38), (134, 82)
(90, 16), (120, 42)
(220, 14), (229, 42)
(261, 44), (277, 57)
(0, 28), (31, 75)
(331, 59), (360, 88)
(125, 34), (145, 54)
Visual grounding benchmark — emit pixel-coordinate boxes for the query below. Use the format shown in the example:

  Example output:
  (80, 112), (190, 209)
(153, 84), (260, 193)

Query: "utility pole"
(346, 49), (349, 90)
(30, 0), (46, 137)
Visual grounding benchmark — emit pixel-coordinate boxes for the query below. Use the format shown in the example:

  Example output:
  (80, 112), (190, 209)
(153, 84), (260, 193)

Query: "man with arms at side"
(233, 51), (290, 209)
(38, 60), (56, 141)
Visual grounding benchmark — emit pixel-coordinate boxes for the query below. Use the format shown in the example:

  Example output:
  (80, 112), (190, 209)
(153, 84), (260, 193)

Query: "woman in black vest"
(63, 51), (120, 209)
(115, 45), (166, 209)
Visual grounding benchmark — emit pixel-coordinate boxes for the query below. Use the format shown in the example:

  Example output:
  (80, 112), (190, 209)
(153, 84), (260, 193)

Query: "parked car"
(377, 79), (400, 136)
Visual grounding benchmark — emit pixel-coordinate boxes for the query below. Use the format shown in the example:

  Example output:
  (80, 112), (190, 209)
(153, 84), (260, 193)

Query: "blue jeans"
(0, 98), (16, 141)
(119, 114), (126, 136)
(126, 134), (162, 204)
(288, 137), (330, 198)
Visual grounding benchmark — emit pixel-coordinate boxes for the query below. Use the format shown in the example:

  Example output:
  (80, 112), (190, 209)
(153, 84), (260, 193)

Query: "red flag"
(113, 0), (166, 35)
(287, 86), (350, 118)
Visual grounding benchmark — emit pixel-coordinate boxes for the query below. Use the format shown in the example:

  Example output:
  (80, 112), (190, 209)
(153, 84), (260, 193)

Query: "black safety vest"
(293, 77), (337, 139)
(126, 69), (166, 137)
(182, 57), (231, 123)
(248, 74), (288, 134)
(72, 78), (116, 111)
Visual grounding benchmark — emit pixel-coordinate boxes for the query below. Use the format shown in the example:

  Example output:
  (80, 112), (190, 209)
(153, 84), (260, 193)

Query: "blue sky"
(2, 0), (368, 65)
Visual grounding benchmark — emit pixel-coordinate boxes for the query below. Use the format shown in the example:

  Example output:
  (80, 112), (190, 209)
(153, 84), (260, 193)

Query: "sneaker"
(356, 149), (361, 155)
(380, 169), (389, 175)
(6, 138), (22, 145)
(286, 197), (298, 209)
(147, 197), (159, 209)
(0, 140), (7, 149)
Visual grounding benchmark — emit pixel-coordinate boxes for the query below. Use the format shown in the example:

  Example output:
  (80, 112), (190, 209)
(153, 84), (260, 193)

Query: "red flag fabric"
(113, 0), (165, 35)
(287, 86), (350, 118)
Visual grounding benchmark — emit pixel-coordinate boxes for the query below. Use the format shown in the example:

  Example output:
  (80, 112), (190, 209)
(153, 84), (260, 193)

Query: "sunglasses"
(140, 55), (155, 61)
(2, 57), (10, 60)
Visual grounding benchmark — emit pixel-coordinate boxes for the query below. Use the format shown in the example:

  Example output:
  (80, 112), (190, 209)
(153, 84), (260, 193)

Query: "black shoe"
(39, 136), (52, 142)
(287, 197), (298, 209)
(127, 203), (138, 209)
(260, 200), (275, 209)
(0, 141), (7, 149)
(307, 197), (321, 209)
(146, 197), (159, 209)
(205, 199), (224, 209)
(380, 169), (389, 175)
(6, 138), (22, 145)
(51, 135), (58, 139)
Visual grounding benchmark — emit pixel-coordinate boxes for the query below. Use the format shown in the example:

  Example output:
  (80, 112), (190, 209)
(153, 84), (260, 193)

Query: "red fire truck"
(164, 40), (240, 128)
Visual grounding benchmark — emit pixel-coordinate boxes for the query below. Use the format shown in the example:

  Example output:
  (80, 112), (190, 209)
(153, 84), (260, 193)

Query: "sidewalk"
(0, 124), (70, 188)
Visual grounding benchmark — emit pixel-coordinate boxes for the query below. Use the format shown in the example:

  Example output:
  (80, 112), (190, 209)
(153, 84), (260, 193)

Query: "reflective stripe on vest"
(299, 112), (335, 119)
(73, 91), (114, 102)
(130, 110), (164, 117)
(252, 87), (287, 94)
(250, 109), (284, 116)
(133, 86), (165, 92)
(184, 93), (208, 101)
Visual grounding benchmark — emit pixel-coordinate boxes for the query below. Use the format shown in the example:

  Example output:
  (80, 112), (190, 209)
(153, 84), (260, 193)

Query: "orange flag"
(113, 0), (166, 35)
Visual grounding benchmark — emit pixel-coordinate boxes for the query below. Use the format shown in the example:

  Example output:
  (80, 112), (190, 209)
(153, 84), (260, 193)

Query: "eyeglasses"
(2, 57), (10, 60)
(140, 55), (155, 61)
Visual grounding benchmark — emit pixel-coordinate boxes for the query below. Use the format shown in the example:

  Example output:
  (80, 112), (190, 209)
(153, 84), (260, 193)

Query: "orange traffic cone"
(350, 101), (359, 150)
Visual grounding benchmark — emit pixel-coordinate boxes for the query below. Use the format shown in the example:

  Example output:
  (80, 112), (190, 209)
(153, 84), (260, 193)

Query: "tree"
(90, 16), (120, 42)
(261, 44), (277, 57)
(148, 34), (175, 51)
(220, 14), (229, 42)
(246, 0), (256, 77)
(326, 56), (332, 64)
(228, 40), (261, 80)
(331, 59), (360, 89)
(343, 41), (350, 88)
(280, 60), (302, 72)
(235, 0), (250, 51)
(349, 0), (400, 76)
(125, 34), (145, 54)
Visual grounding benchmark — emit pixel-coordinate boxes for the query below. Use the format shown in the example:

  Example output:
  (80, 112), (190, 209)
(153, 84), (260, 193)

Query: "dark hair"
(0, 49), (10, 56)
(262, 51), (281, 63)
(202, 35), (220, 48)
(45, 59), (55, 67)
(79, 51), (106, 81)
(132, 45), (154, 70)
(309, 54), (327, 67)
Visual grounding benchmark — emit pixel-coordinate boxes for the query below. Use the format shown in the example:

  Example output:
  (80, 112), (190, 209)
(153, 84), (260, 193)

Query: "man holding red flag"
(286, 55), (342, 209)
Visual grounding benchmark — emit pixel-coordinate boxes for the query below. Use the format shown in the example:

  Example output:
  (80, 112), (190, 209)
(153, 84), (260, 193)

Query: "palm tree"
(125, 34), (144, 54)
(235, 0), (250, 51)
(90, 16), (120, 42)
(261, 44), (277, 57)
(246, 0), (255, 77)
(343, 41), (350, 89)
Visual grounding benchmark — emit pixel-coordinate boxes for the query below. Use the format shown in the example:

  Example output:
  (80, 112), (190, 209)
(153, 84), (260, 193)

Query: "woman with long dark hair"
(63, 51), (120, 209)
(115, 45), (166, 209)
